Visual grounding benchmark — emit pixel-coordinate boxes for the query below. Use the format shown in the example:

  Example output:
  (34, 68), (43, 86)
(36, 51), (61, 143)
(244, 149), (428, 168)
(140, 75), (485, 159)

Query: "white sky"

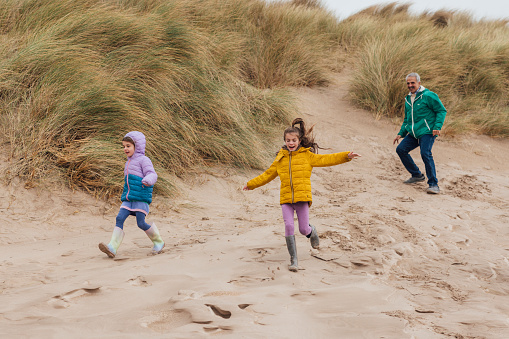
(320, 0), (509, 21)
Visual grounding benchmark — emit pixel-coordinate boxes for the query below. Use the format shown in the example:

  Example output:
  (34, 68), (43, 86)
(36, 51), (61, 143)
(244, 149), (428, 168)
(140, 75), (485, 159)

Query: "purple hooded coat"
(120, 131), (157, 213)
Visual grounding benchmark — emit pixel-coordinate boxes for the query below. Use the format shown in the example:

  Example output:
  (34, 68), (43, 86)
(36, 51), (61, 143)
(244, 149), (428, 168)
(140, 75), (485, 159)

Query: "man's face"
(406, 76), (421, 94)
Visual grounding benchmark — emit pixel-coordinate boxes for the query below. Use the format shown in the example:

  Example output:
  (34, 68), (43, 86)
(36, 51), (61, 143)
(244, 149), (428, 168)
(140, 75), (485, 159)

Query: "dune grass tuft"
(343, 3), (509, 136)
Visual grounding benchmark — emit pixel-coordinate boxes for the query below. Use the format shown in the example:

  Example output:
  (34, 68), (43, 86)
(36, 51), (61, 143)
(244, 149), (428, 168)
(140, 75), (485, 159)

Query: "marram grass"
(0, 0), (342, 196)
(0, 0), (508, 197)
(344, 3), (509, 137)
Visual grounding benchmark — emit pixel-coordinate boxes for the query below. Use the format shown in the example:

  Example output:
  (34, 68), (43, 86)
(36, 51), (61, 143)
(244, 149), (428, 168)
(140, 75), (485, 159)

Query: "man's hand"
(393, 135), (402, 145)
(433, 130), (441, 136)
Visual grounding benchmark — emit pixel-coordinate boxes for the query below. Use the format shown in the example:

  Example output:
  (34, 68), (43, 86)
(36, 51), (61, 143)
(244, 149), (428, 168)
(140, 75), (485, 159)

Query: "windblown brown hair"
(122, 136), (135, 146)
(283, 118), (324, 153)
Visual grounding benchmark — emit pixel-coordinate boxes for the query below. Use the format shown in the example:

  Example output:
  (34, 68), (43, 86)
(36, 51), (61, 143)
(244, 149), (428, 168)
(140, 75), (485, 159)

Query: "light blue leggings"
(282, 202), (312, 236)
(115, 208), (151, 231)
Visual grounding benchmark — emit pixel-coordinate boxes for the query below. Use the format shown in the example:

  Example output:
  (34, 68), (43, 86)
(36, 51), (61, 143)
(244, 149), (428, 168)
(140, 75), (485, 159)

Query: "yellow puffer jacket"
(247, 147), (351, 205)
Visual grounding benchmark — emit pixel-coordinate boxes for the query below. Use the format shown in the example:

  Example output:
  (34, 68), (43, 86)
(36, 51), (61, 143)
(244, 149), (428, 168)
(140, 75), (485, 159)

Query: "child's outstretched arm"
(309, 151), (360, 167)
(141, 157), (158, 186)
(244, 161), (278, 191)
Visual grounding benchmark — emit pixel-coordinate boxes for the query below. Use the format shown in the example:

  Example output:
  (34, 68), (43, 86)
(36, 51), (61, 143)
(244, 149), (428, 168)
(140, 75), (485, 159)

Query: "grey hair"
(406, 72), (420, 82)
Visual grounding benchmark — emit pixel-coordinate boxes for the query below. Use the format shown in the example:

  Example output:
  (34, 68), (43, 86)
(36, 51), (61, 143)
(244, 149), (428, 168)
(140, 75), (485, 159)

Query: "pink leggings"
(282, 202), (312, 236)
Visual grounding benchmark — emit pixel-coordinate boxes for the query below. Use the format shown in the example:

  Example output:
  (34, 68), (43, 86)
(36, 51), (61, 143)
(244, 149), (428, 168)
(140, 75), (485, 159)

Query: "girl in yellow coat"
(243, 118), (360, 272)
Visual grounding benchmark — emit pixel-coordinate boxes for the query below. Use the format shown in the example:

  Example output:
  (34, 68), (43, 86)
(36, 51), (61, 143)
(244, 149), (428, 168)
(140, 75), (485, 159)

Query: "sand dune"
(1, 71), (509, 338)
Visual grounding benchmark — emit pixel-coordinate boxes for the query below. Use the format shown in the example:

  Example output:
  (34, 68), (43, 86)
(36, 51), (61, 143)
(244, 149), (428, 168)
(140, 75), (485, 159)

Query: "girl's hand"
(243, 185), (250, 191)
(348, 152), (361, 159)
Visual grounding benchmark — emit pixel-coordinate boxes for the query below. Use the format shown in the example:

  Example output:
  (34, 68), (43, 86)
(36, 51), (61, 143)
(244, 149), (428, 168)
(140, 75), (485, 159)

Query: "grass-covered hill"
(0, 0), (507, 196)
(344, 3), (509, 137)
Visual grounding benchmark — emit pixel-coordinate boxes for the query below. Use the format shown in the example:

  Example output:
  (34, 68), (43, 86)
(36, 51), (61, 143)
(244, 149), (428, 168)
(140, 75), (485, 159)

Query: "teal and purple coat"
(120, 131), (157, 205)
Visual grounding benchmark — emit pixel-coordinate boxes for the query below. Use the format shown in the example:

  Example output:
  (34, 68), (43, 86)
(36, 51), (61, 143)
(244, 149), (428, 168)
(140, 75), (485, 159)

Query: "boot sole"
(98, 243), (115, 258)
(404, 177), (425, 184)
(311, 236), (320, 249)
(289, 265), (298, 272)
(149, 243), (165, 256)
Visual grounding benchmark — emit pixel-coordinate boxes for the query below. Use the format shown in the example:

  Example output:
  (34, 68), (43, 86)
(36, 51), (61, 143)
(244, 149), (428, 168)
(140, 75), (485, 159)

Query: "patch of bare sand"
(1, 71), (508, 338)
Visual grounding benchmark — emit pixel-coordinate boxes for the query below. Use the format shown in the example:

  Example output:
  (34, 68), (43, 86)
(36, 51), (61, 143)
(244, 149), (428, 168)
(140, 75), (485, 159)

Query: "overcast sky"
(320, 0), (509, 21)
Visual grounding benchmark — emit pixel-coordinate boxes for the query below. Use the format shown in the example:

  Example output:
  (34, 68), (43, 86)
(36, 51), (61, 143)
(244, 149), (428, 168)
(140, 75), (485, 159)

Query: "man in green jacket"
(393, 73), (447, 194)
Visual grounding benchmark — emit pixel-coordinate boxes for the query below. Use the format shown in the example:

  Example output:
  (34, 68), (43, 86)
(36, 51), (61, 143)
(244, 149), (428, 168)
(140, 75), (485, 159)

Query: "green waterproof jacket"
(398, 87), (447, 139)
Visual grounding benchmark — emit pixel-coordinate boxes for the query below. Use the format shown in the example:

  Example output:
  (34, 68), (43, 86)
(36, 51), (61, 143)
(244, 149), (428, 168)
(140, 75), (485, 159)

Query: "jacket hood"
(124, 131), (146, 157)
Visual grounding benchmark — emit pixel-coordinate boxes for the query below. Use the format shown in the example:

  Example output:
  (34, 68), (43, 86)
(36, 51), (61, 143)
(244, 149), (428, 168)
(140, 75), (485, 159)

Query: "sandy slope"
(1, 71), (509, 339)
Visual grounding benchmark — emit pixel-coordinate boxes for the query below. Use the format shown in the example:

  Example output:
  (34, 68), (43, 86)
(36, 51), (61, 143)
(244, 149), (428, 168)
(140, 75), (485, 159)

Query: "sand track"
(1, 71), (509, 338)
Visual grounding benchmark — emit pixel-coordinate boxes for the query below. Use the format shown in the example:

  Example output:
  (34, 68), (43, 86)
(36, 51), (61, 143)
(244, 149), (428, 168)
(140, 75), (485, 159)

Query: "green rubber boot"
(145, 223), (165, 255)
(98, 227), (124, 258)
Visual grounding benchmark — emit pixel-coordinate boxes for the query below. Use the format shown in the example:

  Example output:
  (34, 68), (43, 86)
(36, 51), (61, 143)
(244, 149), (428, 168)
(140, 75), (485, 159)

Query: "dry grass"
(1, 0), (507, 197)
(1, 0), (343, 196)
(343, 3), (509, 136)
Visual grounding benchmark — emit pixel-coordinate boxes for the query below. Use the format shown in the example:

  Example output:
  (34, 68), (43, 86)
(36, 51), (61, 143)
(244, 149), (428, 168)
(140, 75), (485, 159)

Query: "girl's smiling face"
(285, 132), (300, 151)
(122, 140), (135, 157)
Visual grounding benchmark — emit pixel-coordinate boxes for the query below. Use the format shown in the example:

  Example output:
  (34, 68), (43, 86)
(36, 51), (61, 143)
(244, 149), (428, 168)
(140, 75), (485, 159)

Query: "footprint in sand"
(202, 325), (232, 333)
(290, 291), (316, 301)
(128, 276), (151, 287)
(245, 247), (277, 261)
(445, 174), (491, 200)
(205, 304), (232, 319)
(227, 275), (274, 286)
(142, 309), (193, 333)
(147, 290), (254, 334)
(48, 287), (101, 309)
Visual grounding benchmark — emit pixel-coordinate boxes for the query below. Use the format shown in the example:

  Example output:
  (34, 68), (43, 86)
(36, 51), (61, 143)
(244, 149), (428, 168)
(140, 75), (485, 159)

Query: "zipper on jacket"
(126, 159), (131, 201)
(289, 152), (294, 203)
(424, 119), (430, 131)
(410, 97), (416, 137)
(405, 97), (415, 138)
(408, 92), (423, 138)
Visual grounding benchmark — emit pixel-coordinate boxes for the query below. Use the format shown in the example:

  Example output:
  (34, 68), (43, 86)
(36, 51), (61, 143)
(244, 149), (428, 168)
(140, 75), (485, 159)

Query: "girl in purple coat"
(99, 131), (165, 258)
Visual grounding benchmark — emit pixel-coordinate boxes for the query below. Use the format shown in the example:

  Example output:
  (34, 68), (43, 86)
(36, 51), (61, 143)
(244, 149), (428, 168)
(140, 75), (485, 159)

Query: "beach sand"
(1, 71), (508, 338)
